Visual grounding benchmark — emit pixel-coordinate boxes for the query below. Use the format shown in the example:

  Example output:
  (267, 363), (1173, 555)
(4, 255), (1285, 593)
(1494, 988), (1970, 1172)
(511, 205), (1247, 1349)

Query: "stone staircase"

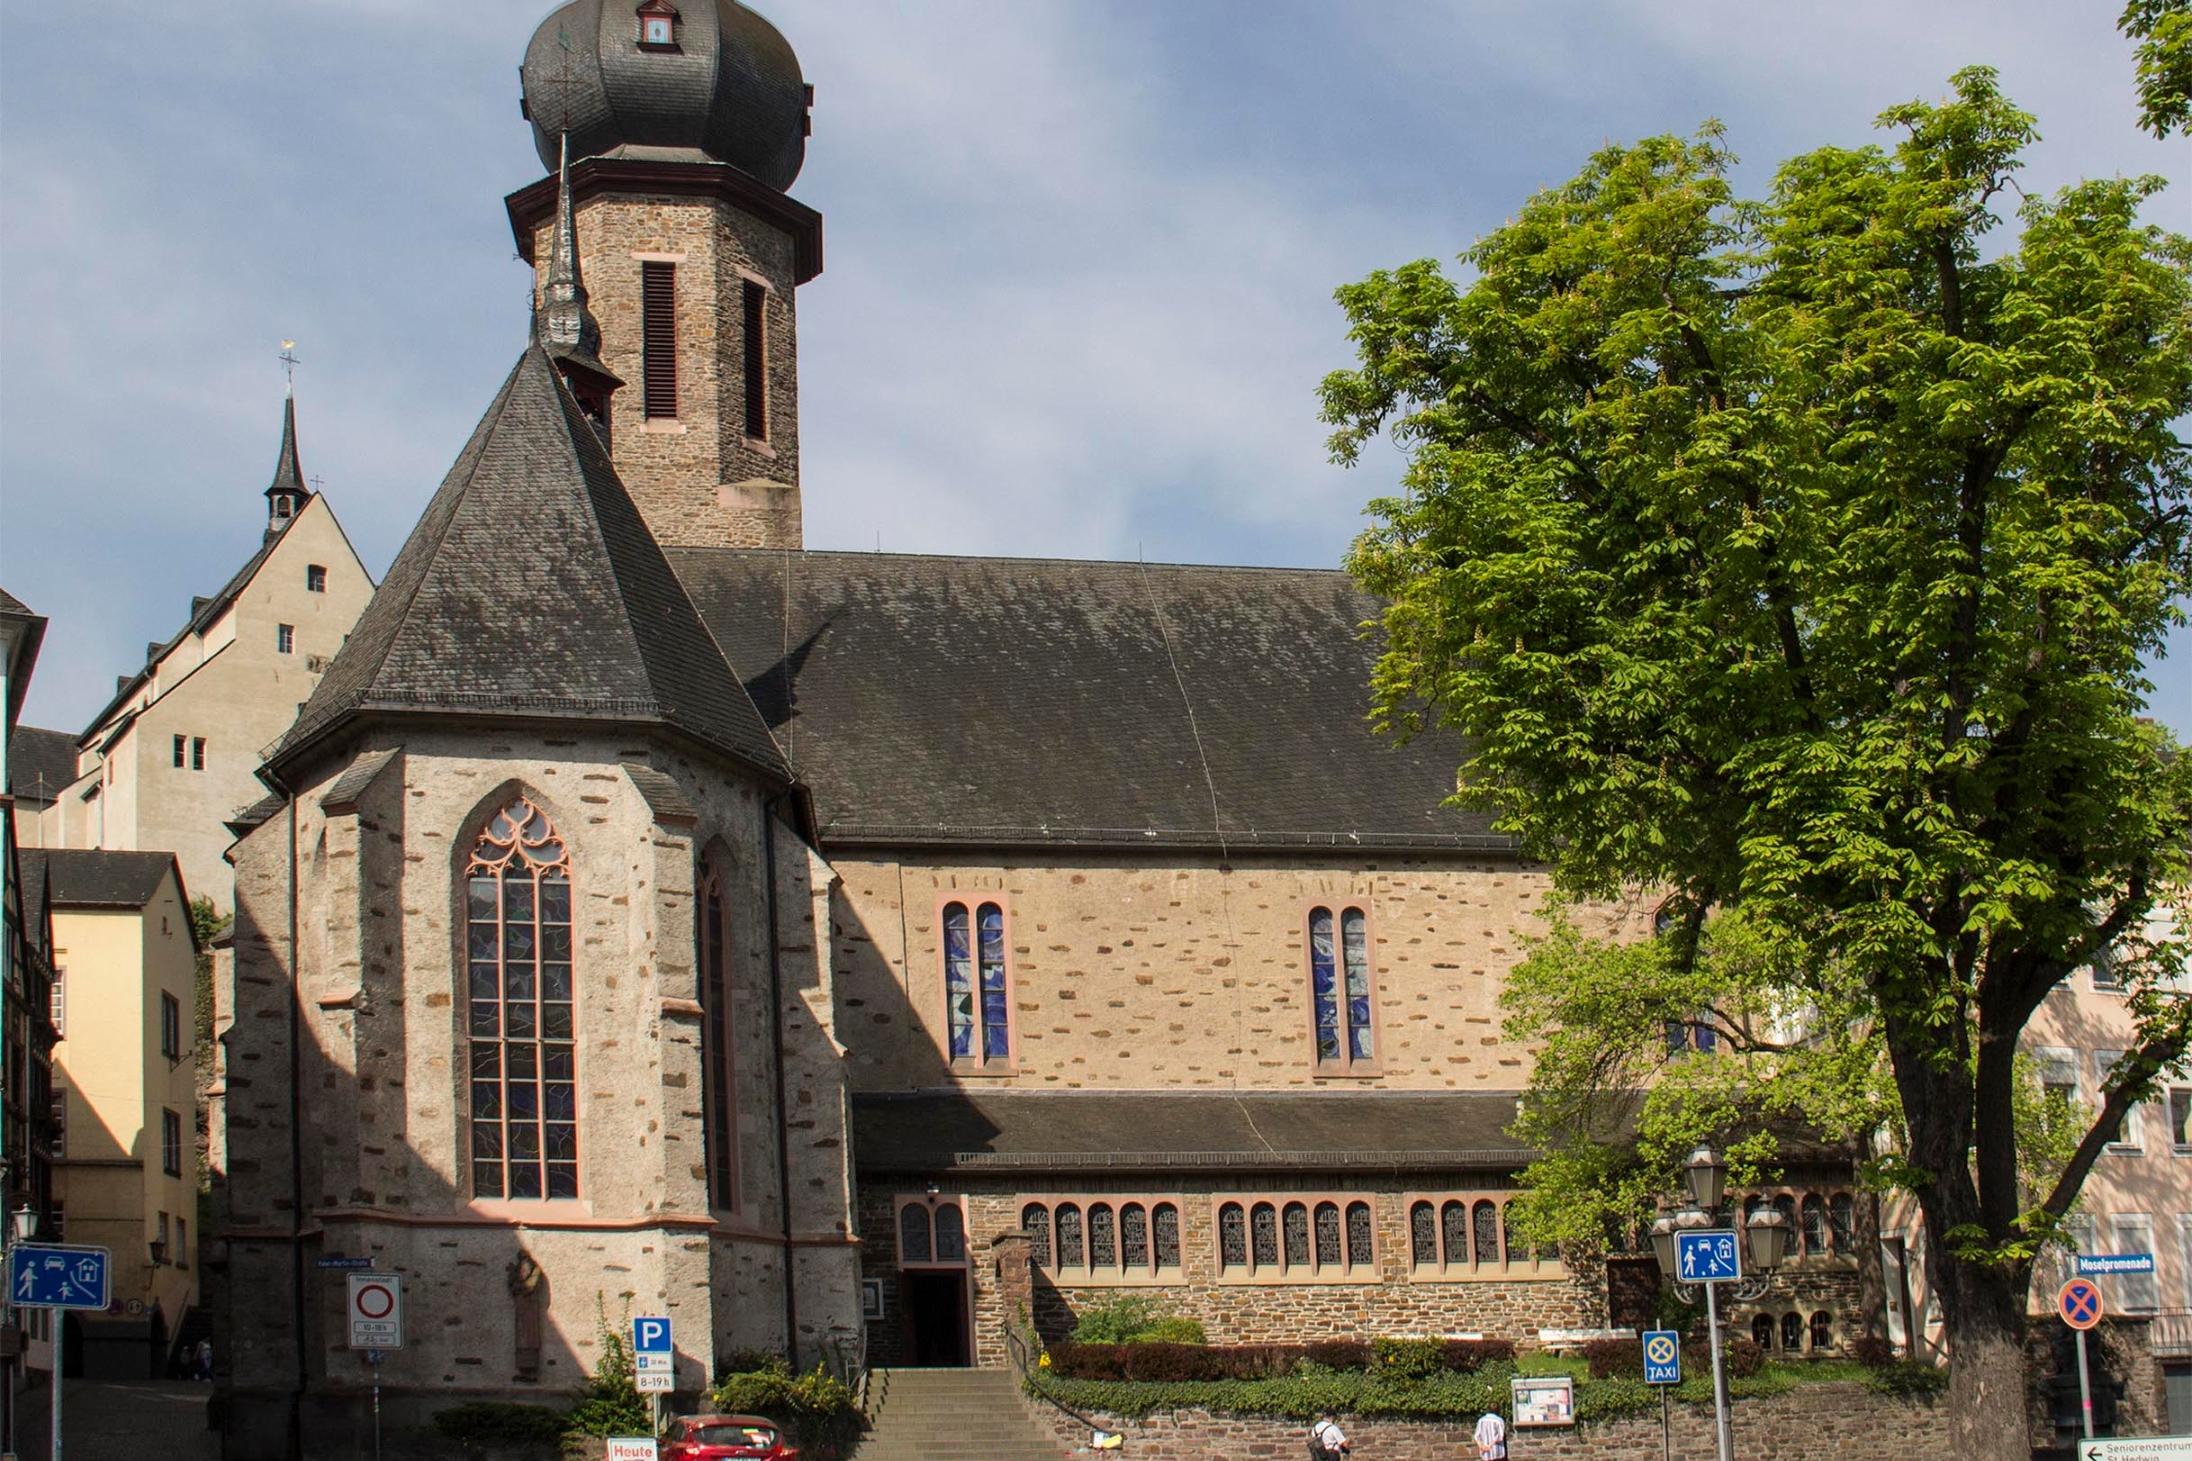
(850, 1366), (1077, 1461)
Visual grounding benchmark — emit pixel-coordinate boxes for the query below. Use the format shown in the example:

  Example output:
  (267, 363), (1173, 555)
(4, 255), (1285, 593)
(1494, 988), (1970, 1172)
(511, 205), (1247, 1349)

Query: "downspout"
(286, 793), (306, 1455)
(763, 793), (798, 1365)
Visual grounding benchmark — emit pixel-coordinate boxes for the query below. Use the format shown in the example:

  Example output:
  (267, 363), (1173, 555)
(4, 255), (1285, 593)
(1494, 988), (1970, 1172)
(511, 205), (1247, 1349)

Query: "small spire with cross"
(279, 340), (301, 395)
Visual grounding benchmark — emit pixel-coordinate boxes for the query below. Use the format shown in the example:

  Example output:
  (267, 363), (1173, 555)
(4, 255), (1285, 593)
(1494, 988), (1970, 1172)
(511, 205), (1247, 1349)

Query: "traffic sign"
(2076, 1252), (2155, 1277)
(632, 1314), (673, 1394)
(1675, 1228), (1743, 1283)
(316, 1255), (374, 1270)
(2060, 1277), (2104, 1331)
(8, 1244), (109, 1310)
(347, 1273), (405, 1350)
(605, 1441), (658, 1461)
(1642, 1328), (1682, 1385)
(2078, 1438), (2192, 1458)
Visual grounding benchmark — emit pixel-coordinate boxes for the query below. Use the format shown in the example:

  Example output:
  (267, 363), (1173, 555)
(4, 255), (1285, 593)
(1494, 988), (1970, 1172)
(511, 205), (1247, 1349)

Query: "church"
(210, 2), (1866, 1454)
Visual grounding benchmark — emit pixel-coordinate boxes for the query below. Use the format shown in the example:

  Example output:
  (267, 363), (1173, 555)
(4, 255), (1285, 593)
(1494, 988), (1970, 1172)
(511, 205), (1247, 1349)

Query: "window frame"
(306, 563), (327, 593)
(277, 623), (295, 655)
(1210, 1192), (1379, 1284)
(160, 1107), (183, 1178)
(2112, 1212), (2158, 1313)
(936, 893), (1015, 1074)
(1020, 1195), (1186, 1285)
(2096, 1049), (2145, 1153)
(172, 735), (185, 769)
(159, 991), (182, 1061)
(1402, 1190), (1567, 1281)
(1304, 902), (1382, 1076)
(893, 1193), (970, 1271)
(2170, 1087), (2192, 1153)
(191, 737), (205, 771)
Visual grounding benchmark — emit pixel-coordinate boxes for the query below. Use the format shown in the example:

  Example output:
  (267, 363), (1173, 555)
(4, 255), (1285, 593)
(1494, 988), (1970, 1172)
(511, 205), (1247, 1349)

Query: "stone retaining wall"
(1026, 1382), (1956, 1460)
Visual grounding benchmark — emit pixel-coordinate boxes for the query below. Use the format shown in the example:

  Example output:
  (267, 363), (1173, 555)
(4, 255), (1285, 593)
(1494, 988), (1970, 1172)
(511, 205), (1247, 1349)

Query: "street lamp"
(1649, 1144), (1791, 1461)
(10, 1209), (33, 1244)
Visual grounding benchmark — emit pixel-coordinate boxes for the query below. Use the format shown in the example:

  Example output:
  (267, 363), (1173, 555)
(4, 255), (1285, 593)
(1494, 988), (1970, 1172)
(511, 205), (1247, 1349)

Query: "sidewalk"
(7, 1377), (220, 1461)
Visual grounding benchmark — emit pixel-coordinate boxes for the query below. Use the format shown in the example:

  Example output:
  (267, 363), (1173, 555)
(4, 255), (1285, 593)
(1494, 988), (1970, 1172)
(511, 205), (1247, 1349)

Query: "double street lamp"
(1647, 1144), (1794, 1461)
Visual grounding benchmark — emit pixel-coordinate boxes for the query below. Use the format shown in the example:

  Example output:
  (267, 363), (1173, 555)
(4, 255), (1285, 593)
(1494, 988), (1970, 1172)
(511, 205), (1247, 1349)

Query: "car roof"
(678, 1414), (777, 1427)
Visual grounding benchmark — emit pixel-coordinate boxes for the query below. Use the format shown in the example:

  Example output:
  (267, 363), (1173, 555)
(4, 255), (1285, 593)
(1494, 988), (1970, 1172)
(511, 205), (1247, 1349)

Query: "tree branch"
(2040, 1021), (2192, 1223)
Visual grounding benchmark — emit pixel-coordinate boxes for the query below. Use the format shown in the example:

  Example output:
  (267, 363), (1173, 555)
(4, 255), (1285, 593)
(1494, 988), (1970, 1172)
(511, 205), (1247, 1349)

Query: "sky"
(1, 1), (2187, 735)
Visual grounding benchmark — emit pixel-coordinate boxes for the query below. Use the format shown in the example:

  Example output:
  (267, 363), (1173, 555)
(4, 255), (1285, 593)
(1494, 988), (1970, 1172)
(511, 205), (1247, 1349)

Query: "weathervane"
(279, 340), (301, 392)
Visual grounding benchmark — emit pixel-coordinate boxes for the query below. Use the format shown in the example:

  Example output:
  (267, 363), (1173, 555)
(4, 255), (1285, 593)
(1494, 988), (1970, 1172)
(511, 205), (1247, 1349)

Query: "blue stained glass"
(978, 903), (1009, 1058)
(943, 904), (974, 1058)
(1310, 908), (1340, 1060)
(1342, 909), (1373, 1060)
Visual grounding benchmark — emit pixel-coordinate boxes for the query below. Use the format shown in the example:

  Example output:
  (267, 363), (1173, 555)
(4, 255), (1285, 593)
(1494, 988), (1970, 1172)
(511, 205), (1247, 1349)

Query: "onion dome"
(520, 0), (809, 190)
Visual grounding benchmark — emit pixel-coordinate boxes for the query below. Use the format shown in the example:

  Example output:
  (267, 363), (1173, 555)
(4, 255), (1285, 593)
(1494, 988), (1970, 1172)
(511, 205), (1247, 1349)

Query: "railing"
(2143, 1309), (2192, 1357)
(1004, 1321), (1112, 1440)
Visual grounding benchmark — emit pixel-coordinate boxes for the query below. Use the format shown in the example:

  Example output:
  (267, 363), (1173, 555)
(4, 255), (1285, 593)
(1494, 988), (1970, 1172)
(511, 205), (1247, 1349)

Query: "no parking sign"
(347, 1272), (405, 1350)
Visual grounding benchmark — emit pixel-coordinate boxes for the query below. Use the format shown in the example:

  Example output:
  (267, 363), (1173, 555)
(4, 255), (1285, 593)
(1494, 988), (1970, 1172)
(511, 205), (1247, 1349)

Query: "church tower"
(509, 0), (821, 549)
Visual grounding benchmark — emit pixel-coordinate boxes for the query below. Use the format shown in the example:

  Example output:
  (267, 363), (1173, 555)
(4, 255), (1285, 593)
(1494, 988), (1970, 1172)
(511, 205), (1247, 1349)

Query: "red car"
(663, 1414), (799, 1460)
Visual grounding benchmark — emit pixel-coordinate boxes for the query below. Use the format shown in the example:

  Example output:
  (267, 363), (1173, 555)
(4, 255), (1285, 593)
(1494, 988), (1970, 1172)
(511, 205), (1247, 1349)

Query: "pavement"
(5, 1377), (221, 1461)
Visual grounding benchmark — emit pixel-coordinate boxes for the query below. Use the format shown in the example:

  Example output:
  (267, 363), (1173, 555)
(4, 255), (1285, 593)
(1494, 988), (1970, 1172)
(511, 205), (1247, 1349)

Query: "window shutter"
(642, 261), (677, 419)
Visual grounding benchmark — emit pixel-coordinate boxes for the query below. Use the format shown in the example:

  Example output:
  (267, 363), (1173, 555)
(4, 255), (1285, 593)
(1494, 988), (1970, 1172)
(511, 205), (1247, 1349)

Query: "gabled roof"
(7, 726), (77, 805)
(22, 848), (183, 912)
(669, 549), (1505, 852)
(273, 344), (786, 782)
(0, 587), (45, 724)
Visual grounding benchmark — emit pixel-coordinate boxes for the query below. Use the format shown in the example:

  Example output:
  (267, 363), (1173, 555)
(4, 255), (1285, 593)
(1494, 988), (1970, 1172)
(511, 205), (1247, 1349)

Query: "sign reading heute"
(604, 1439), (658, 1461)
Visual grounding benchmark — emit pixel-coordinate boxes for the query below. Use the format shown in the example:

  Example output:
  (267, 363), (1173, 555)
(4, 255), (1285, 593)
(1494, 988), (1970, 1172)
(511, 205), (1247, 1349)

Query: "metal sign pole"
(2076, 1326), (2094, 1440)
(1705, 1281), (1731, 1461)
(50, 1338), (61, 1461)
(371, 1351), (384, 1461)
(1661, 1386), (1671, 1461)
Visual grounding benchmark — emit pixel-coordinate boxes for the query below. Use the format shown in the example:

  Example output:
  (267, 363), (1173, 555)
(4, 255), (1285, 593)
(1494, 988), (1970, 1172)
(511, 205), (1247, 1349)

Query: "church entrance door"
(901, 1270), (970, 1367)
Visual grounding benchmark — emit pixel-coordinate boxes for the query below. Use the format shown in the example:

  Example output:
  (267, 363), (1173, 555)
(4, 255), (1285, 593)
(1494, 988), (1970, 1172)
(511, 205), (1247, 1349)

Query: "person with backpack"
(1310, 1410), (1351, 1459)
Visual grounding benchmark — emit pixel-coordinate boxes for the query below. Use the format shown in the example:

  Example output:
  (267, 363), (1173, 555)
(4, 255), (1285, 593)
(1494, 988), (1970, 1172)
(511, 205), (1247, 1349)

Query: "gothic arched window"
(698, 855), (737, 1210)
(1308, 905), (1377, 1068)
(942, 899), (1012, 1065)
(466, 796), (576, 1200)
(1022, 1203), (1051, 1267)
(1152, 1203), (1181, 1270)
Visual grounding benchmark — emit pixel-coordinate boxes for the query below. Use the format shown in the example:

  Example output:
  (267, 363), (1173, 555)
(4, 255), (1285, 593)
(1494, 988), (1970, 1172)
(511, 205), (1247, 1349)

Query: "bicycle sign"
(1675, 1228), (1743, 1283)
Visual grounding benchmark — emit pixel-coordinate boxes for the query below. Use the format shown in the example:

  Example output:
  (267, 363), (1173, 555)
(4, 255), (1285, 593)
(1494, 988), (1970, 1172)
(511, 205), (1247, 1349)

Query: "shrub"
(710, 1358), (862, 1454)
(1371, 1337), (1444, 1379)
(1302, 1340), (1371, 1371)
(1725, 1338), (1765, 1379)
(1862, 1360), (1949, 1397)
(564, 1297), (651, 1442)
(1123, 1342), (1208, 1382)
(1071, 1295), (1162, 1344)
(716, 1347), (782, 1380)
(1584, 1337), (1643, 1379)
(1849, 1334), (1897, 1370)
(1051, 1342), (1127, 1380)
(1438, 1340), (1514, 1374)
(433, 1401), (568, 1445)
(1136, 1316), (1209, 1345)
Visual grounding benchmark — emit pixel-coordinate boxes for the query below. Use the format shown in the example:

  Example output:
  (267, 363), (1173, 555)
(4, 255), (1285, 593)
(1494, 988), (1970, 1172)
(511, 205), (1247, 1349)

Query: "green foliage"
(1862, 1361), (1951, 1397)
(1068, 1294), (1205, 1345)
(1136, 1316), (1209, 1345)
(2122, 0), (2192, 137)
(1369, 1337), (1444, 1379)
(708, 1359), (861, 1453)
(1323, 63), (2192, 1426)
(563, 1297), (651, 1441)
(433, 1401), (568, 1445)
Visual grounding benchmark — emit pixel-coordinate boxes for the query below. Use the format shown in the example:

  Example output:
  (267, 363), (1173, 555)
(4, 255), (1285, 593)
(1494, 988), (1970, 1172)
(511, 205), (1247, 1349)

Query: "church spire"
(537, 131), (618, 433)
(265, 385), (308, 536)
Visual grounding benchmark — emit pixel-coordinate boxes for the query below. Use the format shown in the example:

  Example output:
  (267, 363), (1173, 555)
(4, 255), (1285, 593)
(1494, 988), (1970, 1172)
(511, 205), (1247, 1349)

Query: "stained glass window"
(900, 1204), (932, 1264)
(1250, 1203), (1279, 1267)
(936, 1204), (966, 1263)
(1310, 905), (1376, 1068)
(1472, 1201), (1500, 1266)
(1309, 908), (1340, 1062)
(1056, 1203), (1084, 1267)
(978, 903), (1009, 1060)
(1313, 1202), (1342, 1267)
(1442, 1201), (1469, 1268)
(1154, 1203), (1182, 1269)
(1089, 1204), (1117, 1268)
(1121, 1204), (1148, 1268)
(1341, 910), (1373, 1061)
(466, 796), (576, 1200)
(1283, 1203), (1311, 1268)
(699, 859), (736, 1210)
(943, 904), (975, 1059)
(1023, 1203), (1050, 1267)
(1801, 1195), (1829, 1256)
(1218, 1203), (1247, 1267)
(943, 900), (1010, 1062)
(1411, 1202), (1438, 1266)
(1346, 1201), (1373, 1267)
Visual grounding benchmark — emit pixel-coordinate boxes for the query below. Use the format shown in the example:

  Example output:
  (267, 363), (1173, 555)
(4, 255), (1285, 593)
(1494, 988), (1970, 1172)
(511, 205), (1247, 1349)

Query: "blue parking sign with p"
(1642, 1329), (1682, 1385)
(633, 1315), (671, 1354)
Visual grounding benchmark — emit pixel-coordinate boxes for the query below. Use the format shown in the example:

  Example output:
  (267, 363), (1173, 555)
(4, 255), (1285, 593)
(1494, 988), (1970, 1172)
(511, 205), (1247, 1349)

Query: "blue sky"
(2, 1), (2186, 734)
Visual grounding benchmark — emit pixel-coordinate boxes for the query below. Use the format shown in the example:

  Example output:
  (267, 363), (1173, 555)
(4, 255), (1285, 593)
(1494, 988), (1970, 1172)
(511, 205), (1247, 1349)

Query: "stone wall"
(1025, 1384), (1956, 1460)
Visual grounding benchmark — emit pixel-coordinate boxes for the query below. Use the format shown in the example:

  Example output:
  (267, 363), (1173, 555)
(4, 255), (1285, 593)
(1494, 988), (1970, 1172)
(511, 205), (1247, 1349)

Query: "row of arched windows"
(1753, 1310), (1836, 1353)
(1022, 1200), (1185, 1278)
(1216, 1198), (1376, 1278)
(898, 1199), (968, 1267)
(1741, 1191), (1857, 1259)
(1407, 1195), (1560, 1275)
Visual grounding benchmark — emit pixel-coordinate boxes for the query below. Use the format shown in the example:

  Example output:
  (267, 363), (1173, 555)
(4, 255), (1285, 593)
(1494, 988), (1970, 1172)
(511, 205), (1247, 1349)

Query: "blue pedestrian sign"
(1642, 1329), (1682, 1385)
(1675, 1228), (1743, 1283)
(9, 1243), (109, 1310)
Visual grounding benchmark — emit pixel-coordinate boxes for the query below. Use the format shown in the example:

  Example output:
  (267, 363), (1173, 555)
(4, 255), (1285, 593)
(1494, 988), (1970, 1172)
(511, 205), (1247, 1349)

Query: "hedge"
(1048, 1337), (1514, 1382)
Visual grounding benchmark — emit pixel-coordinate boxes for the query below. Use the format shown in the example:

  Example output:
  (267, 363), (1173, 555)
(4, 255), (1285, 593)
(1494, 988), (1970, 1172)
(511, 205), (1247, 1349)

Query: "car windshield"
(689, 1423), (778, 1447)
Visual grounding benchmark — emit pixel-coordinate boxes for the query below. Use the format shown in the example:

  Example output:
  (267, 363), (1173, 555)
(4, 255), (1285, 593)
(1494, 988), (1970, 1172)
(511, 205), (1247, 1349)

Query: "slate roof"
(668, 549), (1505, 852)
(273, 344), (786, 782)
(851, 1090), (1533, 1174)
(7, 726), (77, 804)
(21, 848), (181, 910)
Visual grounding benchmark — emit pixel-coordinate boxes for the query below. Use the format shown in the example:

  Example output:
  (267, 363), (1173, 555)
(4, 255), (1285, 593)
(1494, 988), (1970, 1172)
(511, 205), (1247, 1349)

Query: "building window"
(2097, 1050), (2144, 1151)
(1406, 1192), (1566, 1278)
(2093, 942), (2125, 991)
(1752, 1313), (1775, 1349)
(48, 1089), (65, 1158)
(277, 623), (295, 654)
(1829, 1191), (1855, 1251)
(191, 737), (205, 771)
(465, 795), (577, 1200)
(176, 1217), (188, 1270)
(161, 1108), (183, 1177)
(2036, 1045), (2080, 1104)
(159, 992), (182, 1061)
(50, 972), (64, 1038)
(1308, 905), (1376, 1069)
(741, 279), (768, 440)
(1800, 1194), (1829, 1255)
(1213, 1194), (1376, 1281)
(172, 735), (185, 768)
(637, 0), (678, 48)
(642, 261), (677, 418)
(895, 1195), (967, 1269)
(2171, 1088), (2192, 1151)
(306, 564), (327, 592)
(941, 899), (1010, 1066)
(2113, 1214), (2159, 1313)
(698, 856), (737, 1210)
(1811, 1311), (1833, 1351)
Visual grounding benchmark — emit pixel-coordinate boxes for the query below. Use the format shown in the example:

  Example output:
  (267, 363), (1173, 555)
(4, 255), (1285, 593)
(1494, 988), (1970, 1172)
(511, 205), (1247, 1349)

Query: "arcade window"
(941, 898), (1011, 1067)
(1406, 1192), (1564, 1278)
(1020, 1198), (1183, 1282)
(1307, 905), (1376, 1070)
(1215, 1195), (1377, 1281)
(465, 795), (578, 1200)
(895, 1194), (967, 1268)
(642, 261), (678, 418)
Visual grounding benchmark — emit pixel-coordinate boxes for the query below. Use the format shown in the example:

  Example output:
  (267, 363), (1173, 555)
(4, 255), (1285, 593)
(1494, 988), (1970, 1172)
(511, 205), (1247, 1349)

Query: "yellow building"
(25, 847), (199, 1376)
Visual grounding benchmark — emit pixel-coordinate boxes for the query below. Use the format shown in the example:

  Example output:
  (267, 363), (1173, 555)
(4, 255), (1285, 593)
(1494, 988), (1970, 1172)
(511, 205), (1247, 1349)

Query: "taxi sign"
(1642, 1328), (1682, 1385)
(2059, 1277), (2104, 1332)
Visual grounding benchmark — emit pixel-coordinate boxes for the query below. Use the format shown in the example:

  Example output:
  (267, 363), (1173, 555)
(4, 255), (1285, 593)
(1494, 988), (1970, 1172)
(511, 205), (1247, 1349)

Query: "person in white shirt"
(1474, 1409), (1507, 1460)
(1312, 1411), (1350, 1458)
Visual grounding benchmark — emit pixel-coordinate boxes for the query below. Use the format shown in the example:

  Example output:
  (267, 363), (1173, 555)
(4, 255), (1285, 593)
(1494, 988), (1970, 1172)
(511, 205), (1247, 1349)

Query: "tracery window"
(1406, 1193), (1565, 1278)
(1121, 1204), (1149, 1267)
(1089, 1205), (1117, 1267)
(1308, 905), (1377, 1069)
(1250, 1203), (1280, 1267)
(1057, 1203), (1086, 1268)
(699, 856), (737, 1210)
(1283, 1203), (1311, 1267)
(1829, 1192), (1855, 1252)
(1314, 1202), (1342, 1267)
(1473, 1200), (1501, 1266)
(466, 796), (576, 1200)
(895, 1195), (968, 1268)
(1346, 1201), (1374, 1266)
(1800, 1194), (1829, 1256)
(1023, 1203), (1050, 1267)
(1212, 1194), (1375, 1280)
(1153, 1204), (1181, 1269)
(942, 899), (1011, 1065)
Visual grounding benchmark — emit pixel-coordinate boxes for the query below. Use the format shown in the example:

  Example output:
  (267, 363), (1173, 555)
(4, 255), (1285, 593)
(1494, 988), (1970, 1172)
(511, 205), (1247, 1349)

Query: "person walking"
(1311, 1410), (1351, 1459)
(1473, 1408), (1507, 1460)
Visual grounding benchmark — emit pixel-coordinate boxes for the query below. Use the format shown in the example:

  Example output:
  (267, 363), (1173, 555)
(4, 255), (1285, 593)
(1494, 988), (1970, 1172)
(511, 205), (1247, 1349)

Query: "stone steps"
(852, 1367), (1075, 1461)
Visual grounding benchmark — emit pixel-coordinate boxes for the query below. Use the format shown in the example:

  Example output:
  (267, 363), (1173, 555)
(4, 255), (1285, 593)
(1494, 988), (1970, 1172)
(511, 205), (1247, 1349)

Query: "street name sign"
(2077, 1439), (2192, 1459)
(347, 1273), (404, 1350)
(632, 1314), (673, 1394)
(316, 1255), (374, 1270)
(1642, 1329), (1682, 1385)
(2077, 1253), (2156, 1278)
(8, 1244), (109, 1310)
(1674, 1228), (1743, 1284)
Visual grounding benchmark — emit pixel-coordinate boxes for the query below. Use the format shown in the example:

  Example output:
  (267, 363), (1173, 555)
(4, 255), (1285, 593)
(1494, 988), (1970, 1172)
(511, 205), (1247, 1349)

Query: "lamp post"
(1649, 1144), (1792, 1461)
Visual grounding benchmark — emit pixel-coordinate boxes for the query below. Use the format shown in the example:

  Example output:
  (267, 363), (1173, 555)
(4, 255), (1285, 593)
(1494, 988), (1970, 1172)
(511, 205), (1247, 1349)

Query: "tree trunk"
(1935, 1245), (2032, 1458)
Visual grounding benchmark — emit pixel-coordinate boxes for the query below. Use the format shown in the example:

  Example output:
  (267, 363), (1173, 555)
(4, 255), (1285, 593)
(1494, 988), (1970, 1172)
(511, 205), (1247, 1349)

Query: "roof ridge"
(668, 545), (1355, 577)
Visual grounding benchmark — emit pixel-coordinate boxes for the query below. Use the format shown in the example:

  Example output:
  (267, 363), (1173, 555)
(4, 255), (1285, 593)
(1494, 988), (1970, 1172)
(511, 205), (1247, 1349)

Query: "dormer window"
(637, 1), (678, 49)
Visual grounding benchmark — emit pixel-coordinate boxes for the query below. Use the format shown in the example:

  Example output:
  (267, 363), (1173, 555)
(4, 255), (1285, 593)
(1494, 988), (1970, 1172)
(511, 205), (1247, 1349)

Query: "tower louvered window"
(642, 261), (677, 419)
(465, 797), (577, 1200)
(741, 279), (768, 440)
